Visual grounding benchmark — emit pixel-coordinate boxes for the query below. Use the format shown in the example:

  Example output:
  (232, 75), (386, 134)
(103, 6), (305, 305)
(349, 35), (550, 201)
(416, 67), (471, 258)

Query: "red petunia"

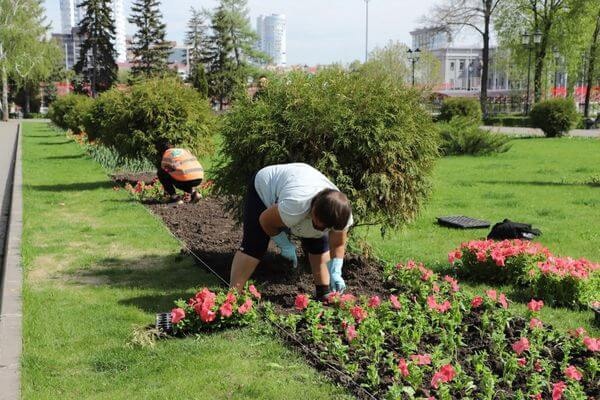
(170, 308), (185, 324)
(498, 293), (509, 309)
(368, 295), (381, 308)
(531, 394), (542, 400)
(583, 337), (599, 352)
(225, 292), (237, 304)
(471, 296), (484, 308)
(517, 358), (527, 366)
(431, 364), (456, 389)
(512, 337), (530, 355)
(398, 358), (409, 377)
(527, 299), (544, 312)
(345, 324), (357, 342)
(219, 302), (233, 318)
(200, 306), (216, 323)
(237, 298), (253, 315)
(294, 294), (310, 310)
(350, 305), (368, 323)
(564, 365), (583, 381)
(552, 381), (566, 400)
(249, 284), (261, 299)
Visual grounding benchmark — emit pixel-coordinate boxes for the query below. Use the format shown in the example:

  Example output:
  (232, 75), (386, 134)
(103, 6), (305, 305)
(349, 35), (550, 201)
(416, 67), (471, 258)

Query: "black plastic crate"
(155, 312), (173, 334)
(437, 215), (491, 229)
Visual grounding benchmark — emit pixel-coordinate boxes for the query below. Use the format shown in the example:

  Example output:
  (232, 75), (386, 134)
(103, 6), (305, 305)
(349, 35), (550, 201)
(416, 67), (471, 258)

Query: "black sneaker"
(190, 191), (202, 204)
(166, 195), (183, 205)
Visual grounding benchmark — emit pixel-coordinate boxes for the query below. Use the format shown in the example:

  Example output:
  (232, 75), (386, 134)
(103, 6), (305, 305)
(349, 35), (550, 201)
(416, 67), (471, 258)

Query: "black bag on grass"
(487, 219), (541, 241)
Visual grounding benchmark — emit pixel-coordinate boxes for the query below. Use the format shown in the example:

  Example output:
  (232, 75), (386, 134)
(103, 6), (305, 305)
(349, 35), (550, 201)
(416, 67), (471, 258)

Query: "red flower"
(531, 394), (542, 400)
(339, 293), (357, 306)
(427, 295), (438, 311)
(389, 295), (402, 310)
(527, 299), (544, 312)
(486, 289), (497, 301)
(530, 318), (543, 329)
(564, 365), (583, 381)
(583, 337), (599, 352)
(326, 291), (340, 304)
(345, 324), (357, 342)
(552, 381), (566, 400)
(367, 295), (381, 308)
(249, 284), (261, 299)
(220, 302), (233, 318)
(443, 275), (460, 292)
(471, 296), (484, 308)
(350, 305), (368, 323)
(398, 358), (409, 377)
(517, 358), (527, 366)
(200, 306), (216, 323)
(410, 354), (431, 365)
(225, 292), (237, 304)
(498, 293), (509, 309)
(511, 337), (530, 355)
(170, 308), (185, 324)
(295, 294), (310, 310)
(431, 364), (456, 389)
(237, 298), (253, 315)
(419, 266), (434, 281)
(448, 250), (462, 264)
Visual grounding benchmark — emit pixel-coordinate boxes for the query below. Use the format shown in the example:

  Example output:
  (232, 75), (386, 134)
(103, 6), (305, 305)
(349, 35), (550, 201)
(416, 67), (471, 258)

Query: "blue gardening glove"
(327, 258), (346, 293)
(271, 231), (298, 268)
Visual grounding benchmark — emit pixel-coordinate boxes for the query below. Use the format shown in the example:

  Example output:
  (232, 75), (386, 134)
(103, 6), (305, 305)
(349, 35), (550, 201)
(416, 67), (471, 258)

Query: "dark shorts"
(240, 174), (329, 259)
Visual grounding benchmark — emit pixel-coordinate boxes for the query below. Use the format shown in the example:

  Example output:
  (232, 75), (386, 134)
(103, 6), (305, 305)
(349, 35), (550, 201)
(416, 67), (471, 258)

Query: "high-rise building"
(59, 0), (127, 64)
(256, 14), (286, 67)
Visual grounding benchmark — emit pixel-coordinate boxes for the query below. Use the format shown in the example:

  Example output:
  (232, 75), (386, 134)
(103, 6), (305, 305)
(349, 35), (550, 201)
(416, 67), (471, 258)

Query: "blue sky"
(43, 0), (479, 65)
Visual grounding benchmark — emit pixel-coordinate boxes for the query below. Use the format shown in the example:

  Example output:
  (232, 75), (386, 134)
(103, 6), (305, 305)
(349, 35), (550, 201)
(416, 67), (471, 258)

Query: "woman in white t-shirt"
(230, 163), (353, 299)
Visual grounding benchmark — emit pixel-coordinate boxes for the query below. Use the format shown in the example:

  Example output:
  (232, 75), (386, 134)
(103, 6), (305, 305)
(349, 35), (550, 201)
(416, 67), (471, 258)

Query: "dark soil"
(111, 171), (156, 186)
(147, 196), (389, 309)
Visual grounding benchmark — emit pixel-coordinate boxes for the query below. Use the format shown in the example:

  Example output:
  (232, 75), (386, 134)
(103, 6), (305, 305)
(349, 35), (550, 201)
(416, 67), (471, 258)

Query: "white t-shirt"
(254, 163), (354, 239)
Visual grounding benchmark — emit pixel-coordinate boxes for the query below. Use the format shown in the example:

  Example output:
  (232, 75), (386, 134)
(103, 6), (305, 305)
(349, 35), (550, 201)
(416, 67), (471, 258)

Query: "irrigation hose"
(142, 205), (380, 400)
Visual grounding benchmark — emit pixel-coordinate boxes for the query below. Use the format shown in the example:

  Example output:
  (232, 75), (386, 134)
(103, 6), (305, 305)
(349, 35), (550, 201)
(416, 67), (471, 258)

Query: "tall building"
(59, 0), (127, 64)
(256, 14), (286, 67)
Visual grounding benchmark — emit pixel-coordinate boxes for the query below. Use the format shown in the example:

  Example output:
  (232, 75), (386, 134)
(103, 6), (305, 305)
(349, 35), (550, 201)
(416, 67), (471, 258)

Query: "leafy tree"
(185, 7), (209, 96)
(128, 0), (172, 78)
(74, 0), (118, 97)
(583, 5), (600, 118)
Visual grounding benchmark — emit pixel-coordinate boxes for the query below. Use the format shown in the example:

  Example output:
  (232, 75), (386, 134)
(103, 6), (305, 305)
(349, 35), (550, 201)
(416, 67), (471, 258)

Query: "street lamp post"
(467, 61), (473, 91)
(364, 0), (370, 63)
(553, 48), (561, 97)
(407, 48), (420, 86)
(521, 30), (542, 115)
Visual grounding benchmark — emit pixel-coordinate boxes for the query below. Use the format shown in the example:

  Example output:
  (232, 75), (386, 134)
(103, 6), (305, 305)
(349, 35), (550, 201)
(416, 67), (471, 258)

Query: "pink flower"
(389, 295), (402, 310)
(517, 358), (527, 366)
(564, 365), (583, 381)
(350, 305), (368, 323)
(225, 292), (237, 304)
(431, 364), (456, 389)
(527, 299), (544, 312)
(325, 292), (340, 304)
(570, 327), (587, 338)
(398, 358), (409, 377)
(427, 295), (438, 311)
(534, 360), (543, 372)
(427, 296), (451, 313)
(345, 324), (357, 342)
(200, 306), (216, 323)
(583, 337), (599, 352)
(249, 284), (261, 299)
(448, 250), (462, 264)
(432, 283), (440, 293)
(437, 300), (451, 313)
(552, 381), (566, 400)
(498, 293), (508, 309)
(530, 318), (543, 329)
(531, 394), (542, 400)
(471, 296), (484, 308)
(295, 294), (310, 310)
(339, 293), (357, 306)
(443, 275), (460, 292)
(237, 298), (253, 315)
(486, 289), (497, 301)
(410, 354), (431, 365)
(367, 296), (381, 308)
(476, 251), (487, 262)
(170, 308), (185, 324)
(420, 266), (434, 281)
(220, 302), (233, 318)
(511, 337), (530, 355)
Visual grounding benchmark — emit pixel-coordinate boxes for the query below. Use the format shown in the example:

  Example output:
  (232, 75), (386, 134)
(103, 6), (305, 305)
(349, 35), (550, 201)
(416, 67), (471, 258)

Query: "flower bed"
(449, 240), (600, 308)
(269, 263), (600, 399)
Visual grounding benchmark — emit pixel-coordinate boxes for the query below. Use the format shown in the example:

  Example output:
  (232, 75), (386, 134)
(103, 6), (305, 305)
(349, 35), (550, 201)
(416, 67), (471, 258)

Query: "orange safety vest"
(161, 148), (204, 182)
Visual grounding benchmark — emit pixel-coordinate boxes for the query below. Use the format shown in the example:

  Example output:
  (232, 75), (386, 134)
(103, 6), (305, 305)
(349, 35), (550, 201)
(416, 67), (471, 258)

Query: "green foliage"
(439, 98), (482, 124)
(438, 118), (511, 156)
(48, 94), (93, 134)
(83, 77), (216, 161)
(529, 98), (579, 137)
(483, 115), (532, 127)
(214, 67), (439, 231)
(185, 6), (210, 96)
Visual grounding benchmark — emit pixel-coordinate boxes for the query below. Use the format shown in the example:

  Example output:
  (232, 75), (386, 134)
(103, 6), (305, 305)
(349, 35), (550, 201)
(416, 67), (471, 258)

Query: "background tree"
(185, 7), (209, 96)
(425, 0), (504, 116)
(129, 0), (172, 78)
(583, 5), (600, 118)
(74, 0), (118, 97)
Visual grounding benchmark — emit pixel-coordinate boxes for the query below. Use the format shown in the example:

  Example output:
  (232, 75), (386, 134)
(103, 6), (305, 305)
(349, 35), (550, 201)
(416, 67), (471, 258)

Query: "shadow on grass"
(480, 180), (588, 187)
(31, 181), (114, 191)
(44, 154), (85, 160)
(36, 141), (71, 145)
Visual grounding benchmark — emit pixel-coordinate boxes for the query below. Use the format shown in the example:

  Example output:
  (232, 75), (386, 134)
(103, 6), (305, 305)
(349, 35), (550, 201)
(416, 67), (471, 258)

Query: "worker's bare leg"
(308, 251), (330, 286)
(230, 250), (260, 291)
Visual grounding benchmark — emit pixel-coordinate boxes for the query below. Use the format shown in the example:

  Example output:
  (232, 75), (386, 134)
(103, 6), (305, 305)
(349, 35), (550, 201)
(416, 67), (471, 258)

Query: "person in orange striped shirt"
(155, 140), (204, 205)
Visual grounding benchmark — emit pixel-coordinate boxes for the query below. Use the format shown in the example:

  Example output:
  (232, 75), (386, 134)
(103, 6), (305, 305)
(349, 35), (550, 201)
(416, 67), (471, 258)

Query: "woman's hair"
(311, 189), (352, 231)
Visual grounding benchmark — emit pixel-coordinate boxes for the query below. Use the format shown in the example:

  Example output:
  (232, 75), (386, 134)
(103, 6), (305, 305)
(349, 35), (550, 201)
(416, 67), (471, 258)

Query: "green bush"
(214, 67), (440, 231)
(439, 97), (482, 124)
(83, 77), (216, 161)
(48, 94), (91, 132)
(529, 98), (579, 137)
(438, 118), (511, 156)
(483, 115), (532, 127)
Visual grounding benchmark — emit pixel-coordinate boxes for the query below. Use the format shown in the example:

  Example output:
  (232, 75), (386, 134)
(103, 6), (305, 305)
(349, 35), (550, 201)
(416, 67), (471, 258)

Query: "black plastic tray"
(437, 215), (491, 229)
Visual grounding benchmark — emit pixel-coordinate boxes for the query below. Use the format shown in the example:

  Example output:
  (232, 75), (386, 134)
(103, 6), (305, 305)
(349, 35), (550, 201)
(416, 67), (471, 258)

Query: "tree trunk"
(480, 8), (491, 117)
(2, 63), (8, 122)
(534, 32), (549, 103)
(584, 9), (600, 118)
(24, 85), (30, 115)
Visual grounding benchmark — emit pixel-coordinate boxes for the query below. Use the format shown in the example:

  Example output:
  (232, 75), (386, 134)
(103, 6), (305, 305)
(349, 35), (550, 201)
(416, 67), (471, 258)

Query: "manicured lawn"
(359, 137), (600, 334)
(21, 122), (350, 399)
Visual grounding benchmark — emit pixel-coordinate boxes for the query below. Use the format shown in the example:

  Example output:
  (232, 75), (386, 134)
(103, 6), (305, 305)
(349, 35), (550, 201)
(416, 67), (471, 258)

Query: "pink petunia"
(570, 327), (587, 338)
(225, 292), (237, 304)
(564, 365), (583, 381)
(527, 299), (544, 312)
(443, 275), (460, 292)
(420, 266), (434, 281)
(410, 354), (432, 365)
(220, 302), (233, 318)
(517, 358), (527, 366)
(325, 291), (340, 304)
(530, 318), (543, 329)
(345, 324), (357, 342)
(498, 293), (509, 309)
(368, 296), (381, 308)
(295, 294), (310, 310)
(534, 360), (543, 372)
(552, 381), (566, 400)
(389, 295), (402, 310)
(339, 293), (357, 306)
(471, 296), (484, 308)
(248, 284), (261, 299)
(476, 251), (487, 262)
(170, 308), (185, 324)
(511, 337), (530, 355)
(237, 298), (253, 315)
(200, 306), (216, 323)
(486, 289), (497, 301)
(430, 364), (456, 389)
(531, 394), (542, 400)
(350, 305), (368, 323)
(583, 337), (599, 352)
(398, 358), (409, 377)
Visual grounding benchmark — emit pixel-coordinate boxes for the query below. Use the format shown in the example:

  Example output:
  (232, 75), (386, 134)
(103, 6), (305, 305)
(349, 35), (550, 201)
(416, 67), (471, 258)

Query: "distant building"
(52, 27), (85, 70)
(59, 0), (84, 34)
(256, 14), (287, 67)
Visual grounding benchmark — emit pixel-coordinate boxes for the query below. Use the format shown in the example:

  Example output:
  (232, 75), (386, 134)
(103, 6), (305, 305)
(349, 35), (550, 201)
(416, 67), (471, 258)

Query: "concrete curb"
(0, 123), (23, 400)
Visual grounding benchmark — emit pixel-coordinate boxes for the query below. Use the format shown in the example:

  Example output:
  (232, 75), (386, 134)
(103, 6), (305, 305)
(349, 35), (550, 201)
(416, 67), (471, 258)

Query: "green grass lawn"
(21, 122), (350, 399)
(358, 137), (600, 334)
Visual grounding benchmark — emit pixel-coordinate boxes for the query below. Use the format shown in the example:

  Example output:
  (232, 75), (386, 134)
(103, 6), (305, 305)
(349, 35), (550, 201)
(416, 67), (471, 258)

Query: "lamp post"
(521, 30), (542, 115)
(407, 48), (420, 86)
(467, 61), (473, 91)
(364, 0), (371, 62)
(553, 48), (561, 97)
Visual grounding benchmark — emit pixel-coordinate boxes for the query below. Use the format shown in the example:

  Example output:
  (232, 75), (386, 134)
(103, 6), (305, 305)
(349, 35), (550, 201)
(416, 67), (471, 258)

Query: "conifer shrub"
(530, 98), (579, 137)
(439, 97), (482, 124)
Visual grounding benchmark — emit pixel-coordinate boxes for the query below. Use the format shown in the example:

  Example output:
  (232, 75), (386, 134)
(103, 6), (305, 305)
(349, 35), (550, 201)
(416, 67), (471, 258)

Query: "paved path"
(0, 121), (22, 400)
(483, 125), (600, 138)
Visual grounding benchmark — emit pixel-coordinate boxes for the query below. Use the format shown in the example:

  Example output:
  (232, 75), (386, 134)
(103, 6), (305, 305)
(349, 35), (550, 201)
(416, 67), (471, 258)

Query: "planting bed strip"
(147, 208), (379, 400)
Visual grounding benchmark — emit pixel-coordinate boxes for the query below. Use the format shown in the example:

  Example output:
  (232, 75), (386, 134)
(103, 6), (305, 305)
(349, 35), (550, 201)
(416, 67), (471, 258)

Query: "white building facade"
(256, 14), (286, 67)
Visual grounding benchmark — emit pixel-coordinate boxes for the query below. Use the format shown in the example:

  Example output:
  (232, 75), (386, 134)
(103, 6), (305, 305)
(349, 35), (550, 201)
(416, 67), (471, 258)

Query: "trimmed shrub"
(438, 117), (511, 156)
(48, 94), (92, 132)
(83, 77), (216, 161)
(529, 98), (579, 137)
(439, 97), (482, 124)
(214, 67), (440, 231)
(483, 115), (532, 127)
